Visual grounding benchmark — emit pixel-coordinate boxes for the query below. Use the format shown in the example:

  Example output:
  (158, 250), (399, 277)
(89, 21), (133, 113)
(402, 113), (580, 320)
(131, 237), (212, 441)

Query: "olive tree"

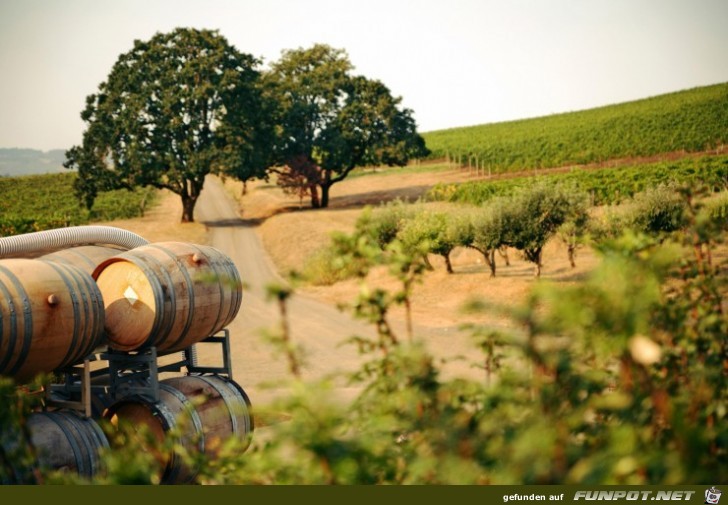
(503, 184), (587, 277)
(470, 201), (510, 278)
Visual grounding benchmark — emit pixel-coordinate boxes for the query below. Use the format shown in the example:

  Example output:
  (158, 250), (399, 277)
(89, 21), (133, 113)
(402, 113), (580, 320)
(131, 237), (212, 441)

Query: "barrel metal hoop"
(147, 244), (195, 351)
(209, 245), (242, 331)
(223, 255), (243, 328)
(116, 253), (168, 349)
(0, 264), (34, 377)
(161, 384), (205, 454)
(44, 412), (88, 477)
(0, 267), (19, 374)
(157, 384), (204, 484)
(189, 244), (227, 336)
(63, 414), (98, 477)
(86, 414), (110, 449)
(62, 262), (105, 359)
(196, 376), (239, 436)
(44, 262), (83, 368)
(130, 251), (178, 349)
(222, 376), (254, 434)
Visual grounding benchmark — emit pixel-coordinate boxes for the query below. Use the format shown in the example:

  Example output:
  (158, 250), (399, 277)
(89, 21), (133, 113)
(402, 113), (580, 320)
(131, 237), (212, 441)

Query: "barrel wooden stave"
(0, 259), (105, 381)
(105, 375), (253, 484)
(27, 410), (109, 478)
(40, 245), (125, 276)
(93, 242), (242, 353)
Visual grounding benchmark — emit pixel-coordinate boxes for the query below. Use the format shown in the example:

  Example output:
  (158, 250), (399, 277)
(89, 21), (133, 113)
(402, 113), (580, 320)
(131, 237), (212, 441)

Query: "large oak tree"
(266, 44), (429, 208)
(65, 28), (272, 222)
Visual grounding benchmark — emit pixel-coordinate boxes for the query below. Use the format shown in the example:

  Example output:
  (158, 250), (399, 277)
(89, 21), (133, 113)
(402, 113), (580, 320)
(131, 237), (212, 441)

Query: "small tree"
(629, 184), (687, 235)
(364, 199), (415, 249)
(557, 192), (591, 268)
(503, 184), (585, 277)
(469, 201), (509, 278)
(397, 211), (457, 273)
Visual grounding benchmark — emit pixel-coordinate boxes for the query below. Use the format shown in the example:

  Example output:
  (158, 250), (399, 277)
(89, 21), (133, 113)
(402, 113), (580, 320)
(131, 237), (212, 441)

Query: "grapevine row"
(0, 172), (156, 236)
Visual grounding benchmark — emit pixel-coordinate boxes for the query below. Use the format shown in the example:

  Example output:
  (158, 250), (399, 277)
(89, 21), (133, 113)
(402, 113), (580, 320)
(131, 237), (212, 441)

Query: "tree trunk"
(180, 177), (203, 223)
(423, 254), (434, 271)
(498, 246), (510, 266)
(241, 180), (248, 196)
(309, 184), (321, 208)
(404, 296), (413, 343)
(526, 248), (543, 278)
(320, 182), (331, 208)
(181, 194), (198, 223)
(568, 245), (577, 268)
(443, 253), (454, 274)
(482, 249), (496, 278)
(319, 168), (339, 209)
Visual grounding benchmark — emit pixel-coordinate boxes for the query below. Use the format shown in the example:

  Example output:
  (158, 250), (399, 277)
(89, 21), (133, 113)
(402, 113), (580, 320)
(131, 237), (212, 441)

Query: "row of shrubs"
(304, 183), (728, 284)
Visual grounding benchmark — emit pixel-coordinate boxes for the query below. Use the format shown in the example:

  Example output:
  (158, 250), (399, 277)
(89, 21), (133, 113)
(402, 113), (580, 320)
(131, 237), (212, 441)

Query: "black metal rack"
(46, 329), (233, 417)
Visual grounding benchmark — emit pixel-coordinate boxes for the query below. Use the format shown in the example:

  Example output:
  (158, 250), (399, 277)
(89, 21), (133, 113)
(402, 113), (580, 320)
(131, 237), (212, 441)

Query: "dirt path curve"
(193, 176), (373, 405)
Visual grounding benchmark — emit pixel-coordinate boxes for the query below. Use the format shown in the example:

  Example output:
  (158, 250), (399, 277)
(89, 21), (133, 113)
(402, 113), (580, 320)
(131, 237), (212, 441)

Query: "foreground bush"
(2, 190), (725, 484)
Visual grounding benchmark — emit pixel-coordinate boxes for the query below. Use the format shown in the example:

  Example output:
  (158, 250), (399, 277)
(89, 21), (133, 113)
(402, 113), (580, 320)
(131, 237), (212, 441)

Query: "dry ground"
(222, 165), (602, 340)
(98, 188), (208, 246)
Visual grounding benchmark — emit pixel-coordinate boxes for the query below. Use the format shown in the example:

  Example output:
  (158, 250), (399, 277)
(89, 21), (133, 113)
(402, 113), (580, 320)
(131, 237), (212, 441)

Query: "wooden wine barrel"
(40, 245), (125, 276)
(105, 375), (253, 484)
(92, 242), (242, 353)
(0, 259), (105, 381)
(27, 410), (109, 478)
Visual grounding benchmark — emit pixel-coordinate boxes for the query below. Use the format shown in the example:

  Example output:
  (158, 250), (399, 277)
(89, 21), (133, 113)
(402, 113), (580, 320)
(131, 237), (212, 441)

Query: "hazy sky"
(1, 0), (727, 151)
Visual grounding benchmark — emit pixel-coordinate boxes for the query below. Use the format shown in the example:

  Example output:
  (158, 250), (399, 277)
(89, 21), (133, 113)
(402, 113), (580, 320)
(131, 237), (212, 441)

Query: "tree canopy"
(265, 44), (429, 208)
(65, 28), (272, 222)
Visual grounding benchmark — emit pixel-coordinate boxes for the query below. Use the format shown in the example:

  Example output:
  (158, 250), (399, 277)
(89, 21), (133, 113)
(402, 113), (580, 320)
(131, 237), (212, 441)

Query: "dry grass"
(224, 166), (602, 335)
(98, 189), (208, 245)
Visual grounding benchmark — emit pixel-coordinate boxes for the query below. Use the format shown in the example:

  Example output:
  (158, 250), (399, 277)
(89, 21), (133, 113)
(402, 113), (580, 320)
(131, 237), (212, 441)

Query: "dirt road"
(193, 176), (374, 405)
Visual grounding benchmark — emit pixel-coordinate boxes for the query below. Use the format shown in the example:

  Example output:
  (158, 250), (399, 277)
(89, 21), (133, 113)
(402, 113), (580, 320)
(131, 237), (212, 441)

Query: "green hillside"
(0, 172), (155, 236)
(422, 82), (728, 172)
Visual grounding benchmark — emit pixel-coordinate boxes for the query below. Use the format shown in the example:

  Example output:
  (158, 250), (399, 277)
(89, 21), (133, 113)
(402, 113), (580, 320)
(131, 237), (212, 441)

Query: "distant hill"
(422, 82), (728, 173)
(0, 148), (69, 177)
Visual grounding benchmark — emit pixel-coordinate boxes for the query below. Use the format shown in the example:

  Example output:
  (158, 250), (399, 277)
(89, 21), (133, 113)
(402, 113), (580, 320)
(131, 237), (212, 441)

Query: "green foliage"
(397, 210), (456, 273)
(363, 199), (415, 249)
(301, 246), (359, 286)
(468, 201), (510, 276)
(499, 184), (589, 277)
(0, 378), (44, 484)
(558, 192), (592, 267)
(65, 28), (272, 222)
(629, 185), (687, 235)
(237, 204), (726, 484)
(427, 154), (728, 207)
(700, 190), (728, 231)
(0, 172), (156, 236)
(423, 82), (728, 172)
(266, 44), (429, 208)
(3, 192), (725, 483)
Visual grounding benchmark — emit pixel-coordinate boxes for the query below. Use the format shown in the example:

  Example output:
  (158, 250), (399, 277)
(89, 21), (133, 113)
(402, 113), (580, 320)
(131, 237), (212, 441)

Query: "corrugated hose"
(0, 226), (149, 257)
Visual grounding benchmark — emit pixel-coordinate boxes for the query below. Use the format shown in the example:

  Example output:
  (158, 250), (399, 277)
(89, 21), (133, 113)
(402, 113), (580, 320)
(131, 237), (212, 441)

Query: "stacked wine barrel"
(0, 236), (252, 484)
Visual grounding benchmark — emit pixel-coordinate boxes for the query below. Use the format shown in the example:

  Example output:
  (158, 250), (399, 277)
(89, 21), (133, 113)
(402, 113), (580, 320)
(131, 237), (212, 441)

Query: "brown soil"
(223, 167), (601, 340)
